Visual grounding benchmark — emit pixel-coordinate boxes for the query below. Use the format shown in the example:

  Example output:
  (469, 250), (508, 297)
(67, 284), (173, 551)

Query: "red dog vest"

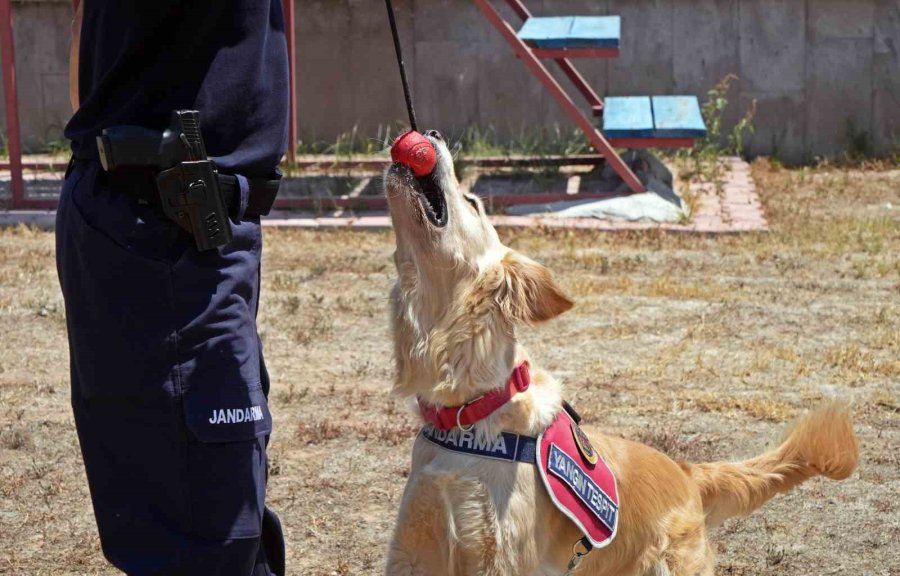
(421, 407), (620, 549)
(537, 411), (620, 548)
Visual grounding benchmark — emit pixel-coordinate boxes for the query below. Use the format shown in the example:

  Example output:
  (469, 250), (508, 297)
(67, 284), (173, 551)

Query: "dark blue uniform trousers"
(56, 161), (285, 576)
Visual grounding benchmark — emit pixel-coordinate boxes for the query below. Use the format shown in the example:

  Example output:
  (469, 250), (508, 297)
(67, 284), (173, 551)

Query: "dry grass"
(1, 161), (898, 574)
(682, 391), (797, 422)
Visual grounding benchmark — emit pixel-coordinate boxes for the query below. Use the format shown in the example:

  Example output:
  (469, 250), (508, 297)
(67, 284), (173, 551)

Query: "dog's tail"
(684, 401), (858, 528)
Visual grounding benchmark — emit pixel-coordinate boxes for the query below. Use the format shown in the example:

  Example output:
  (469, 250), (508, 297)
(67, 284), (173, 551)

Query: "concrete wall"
(2, 0), (898, 162)
(1, 0), (71, 152)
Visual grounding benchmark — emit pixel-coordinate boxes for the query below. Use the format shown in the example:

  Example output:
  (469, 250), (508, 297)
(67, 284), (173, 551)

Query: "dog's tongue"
(391, 131), (437, 178)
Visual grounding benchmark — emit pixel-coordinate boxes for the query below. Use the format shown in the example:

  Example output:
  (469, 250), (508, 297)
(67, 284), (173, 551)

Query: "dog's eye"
(464, 195), (481, 212)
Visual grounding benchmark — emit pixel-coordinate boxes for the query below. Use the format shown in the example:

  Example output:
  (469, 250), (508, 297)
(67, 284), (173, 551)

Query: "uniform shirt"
(65, 0), (289, 176)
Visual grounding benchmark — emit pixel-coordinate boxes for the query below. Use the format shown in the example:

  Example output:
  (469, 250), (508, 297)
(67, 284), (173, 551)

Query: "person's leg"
(252, 506), (286, 576)
(57, 161), (283, 576)
(251, 343), (286, 576)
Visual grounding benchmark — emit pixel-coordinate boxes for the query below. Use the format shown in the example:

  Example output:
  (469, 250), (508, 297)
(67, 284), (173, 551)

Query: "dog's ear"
(496, 250), (574, 324)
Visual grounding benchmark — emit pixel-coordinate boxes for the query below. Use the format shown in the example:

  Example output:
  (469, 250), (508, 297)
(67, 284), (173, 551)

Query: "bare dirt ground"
(1, 160), (898, 575)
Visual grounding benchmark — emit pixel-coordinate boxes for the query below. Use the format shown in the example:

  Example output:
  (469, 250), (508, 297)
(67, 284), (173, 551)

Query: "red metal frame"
(1, 0), (25, 208)
(503, 0), (605, 117)
(0, 0), (698, 212)
(533, 47), (620, 59)
(0, 0), (79, 210)
(1, 154), (607, 174)
(268, 190), (626, 212)
(283, 0), (297, 164)
(1, 0), (297, 210)
(475, 0), (645, 194)
(554, 58), (604, 116)
(0, 160), (67, 171)
(609, 137), (695, 149)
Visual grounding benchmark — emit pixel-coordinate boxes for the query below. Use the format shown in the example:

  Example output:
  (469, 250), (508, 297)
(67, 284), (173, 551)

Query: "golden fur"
(383, 136), (859, 575)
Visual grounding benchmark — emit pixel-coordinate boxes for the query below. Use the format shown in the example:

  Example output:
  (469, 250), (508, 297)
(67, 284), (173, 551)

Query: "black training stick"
(384, 0), (418, 132)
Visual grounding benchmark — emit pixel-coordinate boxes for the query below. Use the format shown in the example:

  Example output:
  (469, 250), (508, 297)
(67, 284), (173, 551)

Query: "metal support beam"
(271, 190), (625, 212)
(553, 58), (606, 116)
(475, 0), (645, 194)
(503, 0), (531, 20)
(609, 137), (696, 149)
(504, 3), (608, 122)
(1, 0), (25, 207)
(536, 48), (619, 59)
(283, 0), (297, 164)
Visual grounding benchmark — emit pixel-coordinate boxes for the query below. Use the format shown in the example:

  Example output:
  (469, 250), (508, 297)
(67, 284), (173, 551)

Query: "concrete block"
(345, 0), (416, 139)
(413, 0), (487, 44)
(40, 73), (69, 144)
(806, 38), (874, 159)
(874, 0), (900, 54)
(673, 0), (740, 133)
(673, 0), (739, 93)
(738, 0), (805, 92)
(297, 1), (354, 144)
(474, 34), (553, 139)
(740, 91), (806, 164)
(482, 0), (551, 132)
(608, 0), (674, 95)
(11, 3), (73, 150)
(416, 0), (553, 138)
(873, 0), (900, 154)
(13, 16), (45, 150)
(298, 0), (415, 146)
(873, 53), (900, 154)
(414, 41), (480, 135)
(809, 0), (874, 40)
(536, 0), (611, 17)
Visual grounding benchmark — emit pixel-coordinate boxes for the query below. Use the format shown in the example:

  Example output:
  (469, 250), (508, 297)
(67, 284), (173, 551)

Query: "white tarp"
(505, 190), (687, 223)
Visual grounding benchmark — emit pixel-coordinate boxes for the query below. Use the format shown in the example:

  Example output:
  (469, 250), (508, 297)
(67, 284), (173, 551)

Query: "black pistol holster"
(96, 110), (278, 251)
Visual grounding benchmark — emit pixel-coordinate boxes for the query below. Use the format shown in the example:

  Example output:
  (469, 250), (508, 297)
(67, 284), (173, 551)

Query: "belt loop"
(233, 174), (250, 222)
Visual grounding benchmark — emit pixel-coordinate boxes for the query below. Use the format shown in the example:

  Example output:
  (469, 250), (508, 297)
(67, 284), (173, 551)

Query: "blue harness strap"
(420, 426), (538, 464)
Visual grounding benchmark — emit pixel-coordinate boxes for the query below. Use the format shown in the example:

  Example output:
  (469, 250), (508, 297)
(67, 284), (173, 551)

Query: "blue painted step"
(603, 97), (654, 138)
(603, 96), (706, 139)
(651, 96), (706, 138)
(518, 16), (620, 49)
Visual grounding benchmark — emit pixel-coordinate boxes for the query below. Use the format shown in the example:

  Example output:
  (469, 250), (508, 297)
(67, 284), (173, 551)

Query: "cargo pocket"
(184, 382), (272, 443)
(58, 164), (181, 401)
(183, 382), (272, 540)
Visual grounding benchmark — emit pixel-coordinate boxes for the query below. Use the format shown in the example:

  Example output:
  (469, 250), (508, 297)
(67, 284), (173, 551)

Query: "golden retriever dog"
(382, 131), (859, 576)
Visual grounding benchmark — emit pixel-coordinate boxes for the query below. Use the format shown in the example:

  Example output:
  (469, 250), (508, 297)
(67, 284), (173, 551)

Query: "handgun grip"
(96, 126), (166, 171)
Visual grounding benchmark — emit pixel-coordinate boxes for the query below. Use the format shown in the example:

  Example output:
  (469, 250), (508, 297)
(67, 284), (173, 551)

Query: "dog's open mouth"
(412, 173), (448, 227)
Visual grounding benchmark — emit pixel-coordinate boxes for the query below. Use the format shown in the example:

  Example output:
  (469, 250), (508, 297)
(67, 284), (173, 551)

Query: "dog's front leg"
(385, 471), (453, 576)
(386, 469), (507, 576)
(384, 544), (431, 576)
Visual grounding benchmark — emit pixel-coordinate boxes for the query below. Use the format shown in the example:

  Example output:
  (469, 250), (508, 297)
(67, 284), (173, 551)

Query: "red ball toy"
(391, 131), (437, 177)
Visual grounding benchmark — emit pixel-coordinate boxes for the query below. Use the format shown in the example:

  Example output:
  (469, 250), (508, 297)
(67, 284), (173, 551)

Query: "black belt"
(72, 157), (280, 218)
(217, 173), (280, 217)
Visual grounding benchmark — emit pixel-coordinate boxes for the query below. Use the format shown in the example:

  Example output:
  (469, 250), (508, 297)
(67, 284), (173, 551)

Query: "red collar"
(418, 362), (531, 431)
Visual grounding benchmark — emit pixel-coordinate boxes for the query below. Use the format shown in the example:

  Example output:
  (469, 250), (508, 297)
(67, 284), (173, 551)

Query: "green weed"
(678, 74), (756, 189)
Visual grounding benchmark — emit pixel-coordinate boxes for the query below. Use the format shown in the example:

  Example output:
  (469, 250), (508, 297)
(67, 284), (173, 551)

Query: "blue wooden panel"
(569, 16), (620, 49)
(518, 17), (575, 49)
(519, 16), (620, 49)
(603, 96), (654, 138)
(651, 96), (707, 138)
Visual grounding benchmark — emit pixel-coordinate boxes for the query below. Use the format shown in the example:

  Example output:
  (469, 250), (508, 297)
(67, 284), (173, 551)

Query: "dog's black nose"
(425, 130), (443, 141)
